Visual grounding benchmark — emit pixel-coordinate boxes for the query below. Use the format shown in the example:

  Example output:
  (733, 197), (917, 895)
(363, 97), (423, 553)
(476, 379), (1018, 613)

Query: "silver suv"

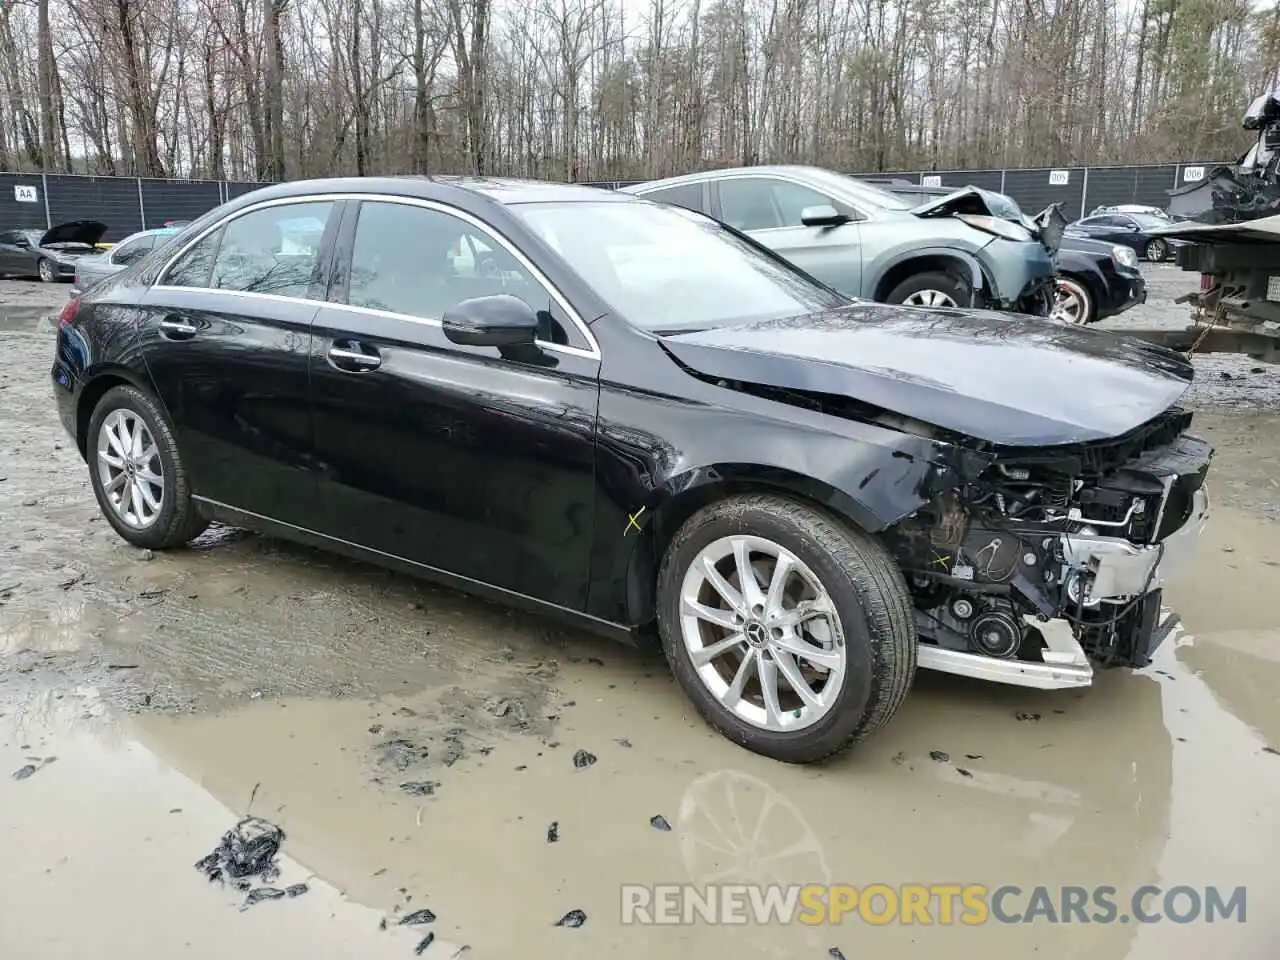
(621, 165), (1058, 314)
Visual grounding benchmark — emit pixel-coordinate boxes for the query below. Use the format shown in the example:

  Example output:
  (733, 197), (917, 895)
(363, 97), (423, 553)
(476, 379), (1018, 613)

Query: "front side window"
(717, 177), (837, 231)
(212, 201), (335, 298)
(512, 199), (847, 333)
(346, 200), (563, 341)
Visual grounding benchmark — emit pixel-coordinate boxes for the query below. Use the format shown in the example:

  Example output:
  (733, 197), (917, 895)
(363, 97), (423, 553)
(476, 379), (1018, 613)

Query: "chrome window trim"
(152, 192), (602, 361)
(636, 170), (867, 224)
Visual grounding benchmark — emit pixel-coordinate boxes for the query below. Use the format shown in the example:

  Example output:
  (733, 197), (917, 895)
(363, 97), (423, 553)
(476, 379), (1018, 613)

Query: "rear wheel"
(37, 258), (56, 283)
(87, 385), (208, 550)
(885, 271), (970, 309)
(1144, 238), (1168, 262)
(656, 493), (917, 763)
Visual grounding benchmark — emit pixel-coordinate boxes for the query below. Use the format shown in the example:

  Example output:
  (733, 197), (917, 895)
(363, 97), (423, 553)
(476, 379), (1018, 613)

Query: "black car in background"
(870, 181), (1146, 324)
(0, 221), (107, 282)
(50, 176), (1209, 764)
(1066, 211), (1189, 262)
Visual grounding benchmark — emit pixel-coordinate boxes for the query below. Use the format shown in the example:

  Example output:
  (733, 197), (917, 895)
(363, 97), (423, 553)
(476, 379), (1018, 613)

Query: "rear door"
(709, 176), (864, 295)
(0, 231), (27, 275)
(137, 198), (342, 525)
(307, 197), (601, 611)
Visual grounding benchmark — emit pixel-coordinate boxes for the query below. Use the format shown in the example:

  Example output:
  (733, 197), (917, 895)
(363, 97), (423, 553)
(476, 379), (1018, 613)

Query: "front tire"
(37, 258), (56, 283)
(1052, 276), (1095, 324)
(1144, 238), (1168, 262)
(885, 271), (971, 309)
(87, 384), (209, 549)
(656, 493), (917, 763)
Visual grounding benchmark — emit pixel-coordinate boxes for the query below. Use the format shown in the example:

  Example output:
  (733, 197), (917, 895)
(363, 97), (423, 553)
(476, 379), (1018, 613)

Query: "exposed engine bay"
(882, 406), (1211, 687)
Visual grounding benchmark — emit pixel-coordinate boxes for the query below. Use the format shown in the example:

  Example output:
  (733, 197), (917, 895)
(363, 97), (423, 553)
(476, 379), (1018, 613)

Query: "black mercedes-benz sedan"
(50, 176), (1212, 763)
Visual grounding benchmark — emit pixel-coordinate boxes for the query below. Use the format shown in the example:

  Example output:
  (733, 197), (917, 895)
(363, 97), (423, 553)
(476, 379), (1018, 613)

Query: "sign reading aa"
(1182, 166), (1205, 182)
(1048, 170), (1069, 186)
(13, 185), (38, 203)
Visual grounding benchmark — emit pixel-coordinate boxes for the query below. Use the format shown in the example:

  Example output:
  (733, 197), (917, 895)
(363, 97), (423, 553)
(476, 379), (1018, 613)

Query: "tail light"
(57, 298), (80, 328)
(1199, 273), (1212, 291)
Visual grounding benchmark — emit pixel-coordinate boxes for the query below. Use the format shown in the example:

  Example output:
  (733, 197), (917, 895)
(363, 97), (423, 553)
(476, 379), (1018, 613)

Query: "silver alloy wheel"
(902, 289), (957, 308)
(38, 258), (54, 282)
(1051, 278), (1089, 324)
(1145, 239), (1167, 261)
(96, 408), (164, 529)
(678, 535), (846, 732)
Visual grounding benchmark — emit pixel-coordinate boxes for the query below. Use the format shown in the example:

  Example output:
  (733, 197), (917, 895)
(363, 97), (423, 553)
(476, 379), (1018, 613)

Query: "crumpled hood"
(660, 303), (1194, 447)
(40, 220), (107, 248)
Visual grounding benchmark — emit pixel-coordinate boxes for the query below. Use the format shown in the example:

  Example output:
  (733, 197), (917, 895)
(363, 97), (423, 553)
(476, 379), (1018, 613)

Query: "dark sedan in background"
(1066, 211), (1189, 262)
(0, 220), (107, 282)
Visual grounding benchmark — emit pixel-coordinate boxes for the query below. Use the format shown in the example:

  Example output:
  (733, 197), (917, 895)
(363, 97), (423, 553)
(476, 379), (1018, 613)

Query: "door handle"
(159, 315), (197, 339)
(327, 343), (382, 372)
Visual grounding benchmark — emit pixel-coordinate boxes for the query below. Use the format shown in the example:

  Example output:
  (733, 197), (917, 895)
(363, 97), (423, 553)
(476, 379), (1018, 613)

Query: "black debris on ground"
(285, 883), (308, 897)
(650, 815), (672, 831)
(399, 908), (437, 925)
(572, 749), (596, 769)
(400, 781), (437, 797)
(928, 750), (949, 763)
(587, 657), (605, 666)
(957, 768), (974, 778)
(1263, 746), (1280, 756)
(376, 738), (430, 771)
(615, 738), (632, 748)
(194, 817), (285, 885)
(964, 754), (983, 760)
(829, 949), (848, 960)
(546, 821), (560, 843)
(414, 932), (435, 955)
(1015, 712), (1041, 722)
(11, 764), (36, 780)
(369, 724), (384, 735)
(243, 887), (286, 907)
(555, 909), (587, 928)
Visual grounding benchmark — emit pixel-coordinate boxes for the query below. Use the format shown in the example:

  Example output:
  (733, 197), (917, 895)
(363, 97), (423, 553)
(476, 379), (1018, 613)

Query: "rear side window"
(163, 229), (222, 288)
(642, 182), (706, 214)
(110, 234), (155, 266)
(212, 201), (335, 298)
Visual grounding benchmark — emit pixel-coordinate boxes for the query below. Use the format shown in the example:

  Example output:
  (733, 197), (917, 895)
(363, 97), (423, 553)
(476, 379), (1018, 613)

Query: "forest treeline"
(0, 0), (1272, 183)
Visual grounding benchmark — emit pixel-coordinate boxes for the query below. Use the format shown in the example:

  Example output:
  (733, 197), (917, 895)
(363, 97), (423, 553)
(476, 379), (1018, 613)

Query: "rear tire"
(86, 384), (209, 550)
(656, 493), (917, 763)
(885, 271), (971, 309)
(37, 258), (56, 283)
(1144, 238), (1168, 262)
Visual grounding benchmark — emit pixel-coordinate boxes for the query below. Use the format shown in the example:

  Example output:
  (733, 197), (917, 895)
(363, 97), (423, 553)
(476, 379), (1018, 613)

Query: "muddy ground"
(2, 269), (1278, 959)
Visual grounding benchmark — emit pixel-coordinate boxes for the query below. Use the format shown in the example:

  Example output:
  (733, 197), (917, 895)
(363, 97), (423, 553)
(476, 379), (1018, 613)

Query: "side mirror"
(800, 204), (850, 228)
(442, 294), (539, 348)
(14, 237), (29, 248)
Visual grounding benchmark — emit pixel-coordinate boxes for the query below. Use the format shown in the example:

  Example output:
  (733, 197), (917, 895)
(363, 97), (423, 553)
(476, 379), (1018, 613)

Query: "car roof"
(231, 175), (637, 208)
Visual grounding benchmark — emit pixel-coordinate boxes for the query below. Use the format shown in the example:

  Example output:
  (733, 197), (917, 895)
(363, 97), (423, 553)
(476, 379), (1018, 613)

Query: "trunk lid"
(40, 220), (107, 249)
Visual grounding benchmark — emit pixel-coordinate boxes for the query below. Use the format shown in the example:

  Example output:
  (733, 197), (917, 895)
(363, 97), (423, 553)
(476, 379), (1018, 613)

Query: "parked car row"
(49, 174), (1211, 764)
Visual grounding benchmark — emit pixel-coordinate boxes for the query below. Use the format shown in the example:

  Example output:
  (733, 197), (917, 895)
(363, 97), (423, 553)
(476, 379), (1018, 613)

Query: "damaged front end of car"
(883, 407), (1210, 688)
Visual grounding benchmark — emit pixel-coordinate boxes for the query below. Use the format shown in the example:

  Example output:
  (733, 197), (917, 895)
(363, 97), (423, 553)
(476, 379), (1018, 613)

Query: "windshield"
(512, 200), (847, 332)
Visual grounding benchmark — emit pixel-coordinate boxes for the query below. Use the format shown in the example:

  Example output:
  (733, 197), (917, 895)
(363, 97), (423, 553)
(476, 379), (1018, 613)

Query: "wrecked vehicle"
(51, 177), (1211, 764)
(619, 165), (1060, 315)
(0, 220), (107, 282)
(872, 181), (1146, 325)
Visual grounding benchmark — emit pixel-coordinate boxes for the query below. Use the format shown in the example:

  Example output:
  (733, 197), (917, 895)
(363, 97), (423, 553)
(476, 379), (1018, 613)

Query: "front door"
(713, 176), (864, 295)
(307, 197), (601, 611)
(136, 198), (341, 525)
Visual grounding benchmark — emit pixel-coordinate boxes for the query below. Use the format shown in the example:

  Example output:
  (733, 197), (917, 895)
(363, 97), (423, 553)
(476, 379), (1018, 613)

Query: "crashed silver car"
(0, 220), (107, 282)
(621, 165), (1062, 314)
